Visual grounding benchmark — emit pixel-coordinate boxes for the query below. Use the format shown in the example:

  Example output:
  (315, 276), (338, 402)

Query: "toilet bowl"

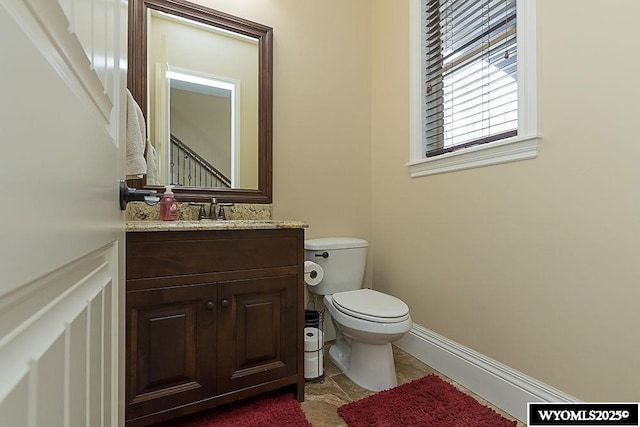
(324, 289), (412, 391)
(304, 238), (412, 391)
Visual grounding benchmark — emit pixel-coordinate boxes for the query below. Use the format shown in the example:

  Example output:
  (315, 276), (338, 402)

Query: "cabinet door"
(126, 284), (217, 422)
(217, 275), (298, 393)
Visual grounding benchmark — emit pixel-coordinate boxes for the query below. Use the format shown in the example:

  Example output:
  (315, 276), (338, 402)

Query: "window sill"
(406, 135), (540, 177)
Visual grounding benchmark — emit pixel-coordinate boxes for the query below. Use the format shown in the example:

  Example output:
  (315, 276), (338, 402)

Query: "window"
(408, 0), (538, 177)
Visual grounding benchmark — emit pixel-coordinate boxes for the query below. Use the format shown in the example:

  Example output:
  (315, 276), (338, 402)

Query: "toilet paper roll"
(304, 261), (324, 286)
(304, 352), (324, 379)
(304, 327), (324, 351)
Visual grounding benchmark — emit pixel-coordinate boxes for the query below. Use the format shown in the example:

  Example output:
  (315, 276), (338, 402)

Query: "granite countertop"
(126, 220), (308, 232)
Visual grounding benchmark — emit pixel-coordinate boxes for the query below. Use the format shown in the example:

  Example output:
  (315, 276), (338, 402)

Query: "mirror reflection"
(166, 70), (235, 188)
(148, 10), (259, 190)
(128, 0), (273, 203)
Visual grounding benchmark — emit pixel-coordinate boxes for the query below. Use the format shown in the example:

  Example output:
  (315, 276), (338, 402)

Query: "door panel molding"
(0, 243), (120, 426)
(0, 0), (115, 124)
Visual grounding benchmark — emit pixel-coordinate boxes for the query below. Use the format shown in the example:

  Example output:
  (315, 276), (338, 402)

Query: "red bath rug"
(338, 374), (517, 427)
(164, 392), (311, 427)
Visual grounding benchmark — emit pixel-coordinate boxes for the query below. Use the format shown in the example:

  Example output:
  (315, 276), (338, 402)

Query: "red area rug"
(338, 374), (517, 427)
(166, 393), (311, 427)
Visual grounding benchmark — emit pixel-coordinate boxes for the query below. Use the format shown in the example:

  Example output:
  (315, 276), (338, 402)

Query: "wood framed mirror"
(128, 0), (272, 203)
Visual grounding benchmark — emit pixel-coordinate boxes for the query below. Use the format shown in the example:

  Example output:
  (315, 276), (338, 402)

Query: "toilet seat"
(332, 289), (409, 323)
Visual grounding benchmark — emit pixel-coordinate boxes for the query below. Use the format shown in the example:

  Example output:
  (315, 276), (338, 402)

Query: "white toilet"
(304, 237), (412, 391)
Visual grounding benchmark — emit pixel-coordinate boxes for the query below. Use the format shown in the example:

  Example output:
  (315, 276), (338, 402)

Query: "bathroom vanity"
(125, 221), (306, 426)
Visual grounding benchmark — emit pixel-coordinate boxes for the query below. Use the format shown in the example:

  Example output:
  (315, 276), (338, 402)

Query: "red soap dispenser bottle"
(159, 185), (178, 221)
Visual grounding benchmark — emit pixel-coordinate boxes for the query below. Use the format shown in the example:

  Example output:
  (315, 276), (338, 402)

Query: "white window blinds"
(424, 0), (518, 157)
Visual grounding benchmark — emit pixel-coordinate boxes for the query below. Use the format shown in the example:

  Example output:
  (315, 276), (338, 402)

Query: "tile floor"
(300, 344), (525, 427)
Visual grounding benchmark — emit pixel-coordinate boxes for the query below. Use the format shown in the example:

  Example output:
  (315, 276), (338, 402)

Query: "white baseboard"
(395, 324), (577, 422)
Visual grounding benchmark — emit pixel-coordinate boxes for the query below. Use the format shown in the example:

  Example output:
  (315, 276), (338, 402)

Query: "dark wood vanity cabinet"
(125, 228), (304, 426)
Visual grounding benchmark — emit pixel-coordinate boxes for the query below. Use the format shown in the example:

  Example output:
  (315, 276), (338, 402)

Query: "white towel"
(126, 89), (147, 178)
(145, 139), (160, 185)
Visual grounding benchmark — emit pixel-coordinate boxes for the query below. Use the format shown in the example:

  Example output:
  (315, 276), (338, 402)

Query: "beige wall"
(193, 0), (640, 401)
(372, 0), (640, 401)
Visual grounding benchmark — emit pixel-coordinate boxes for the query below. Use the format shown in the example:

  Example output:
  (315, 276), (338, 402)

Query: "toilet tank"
(304, 237), (368, 295)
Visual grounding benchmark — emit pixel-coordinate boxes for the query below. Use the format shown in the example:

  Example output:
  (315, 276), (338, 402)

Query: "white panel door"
(0, 0), (127, 425)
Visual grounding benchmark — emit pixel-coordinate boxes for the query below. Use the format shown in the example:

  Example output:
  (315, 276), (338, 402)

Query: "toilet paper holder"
(304, 308), (325, 382)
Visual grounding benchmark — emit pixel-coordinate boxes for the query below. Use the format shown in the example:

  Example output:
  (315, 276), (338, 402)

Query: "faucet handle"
(217, 203), (234, 221)
(188, 202), (207, 220)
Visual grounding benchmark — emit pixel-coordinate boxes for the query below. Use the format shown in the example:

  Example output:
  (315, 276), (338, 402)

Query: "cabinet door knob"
(205, 301), (215, 310)
(221, 299), (230, 308)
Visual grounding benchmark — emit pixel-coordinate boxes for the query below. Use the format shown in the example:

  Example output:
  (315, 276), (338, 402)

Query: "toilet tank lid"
(304, 237), (368, 250)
